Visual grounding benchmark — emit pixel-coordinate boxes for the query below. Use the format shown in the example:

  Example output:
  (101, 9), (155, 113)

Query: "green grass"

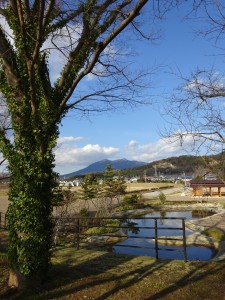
(202, 228), (225, 241)
(85, 219), (121, 234)
(1, 247), (225, 299)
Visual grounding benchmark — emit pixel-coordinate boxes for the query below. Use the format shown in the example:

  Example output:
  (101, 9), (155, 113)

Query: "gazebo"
(190, 179), (225, 197)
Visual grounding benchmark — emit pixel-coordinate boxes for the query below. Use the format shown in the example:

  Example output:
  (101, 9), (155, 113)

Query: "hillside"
(62, 158), (147, 178)
(120, 154), (223, 177)
(64, 153), (225, 179)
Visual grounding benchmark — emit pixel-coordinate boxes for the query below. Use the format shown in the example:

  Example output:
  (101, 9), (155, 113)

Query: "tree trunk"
(8, 268), (25, 289)
(8, 267), (43, 291)
(6, 141), (57, 290)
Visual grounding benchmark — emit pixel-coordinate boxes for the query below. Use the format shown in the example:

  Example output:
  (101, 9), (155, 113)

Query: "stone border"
(112, 203), (225, 261)
(112, 202), (222, 218)
(185, 208), (225, 261)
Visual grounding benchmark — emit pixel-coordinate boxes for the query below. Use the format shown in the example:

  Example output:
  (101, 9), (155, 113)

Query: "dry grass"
(68, 182), (179, 193)
(0, 183), (179, 195)
(127, 182), (177, 188)
(126, 182), (178, 192)
(1, 246), (225, 299)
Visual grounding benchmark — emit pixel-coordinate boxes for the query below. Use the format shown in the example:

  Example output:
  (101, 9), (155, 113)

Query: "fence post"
(77, 219), (80, 250)
(154, 219), (158, 259)
(182, 218), (187, 262)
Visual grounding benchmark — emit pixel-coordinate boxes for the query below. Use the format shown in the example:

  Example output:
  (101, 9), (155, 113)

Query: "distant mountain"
(61, 158), (148, 178)
(61, 153), (225, 179)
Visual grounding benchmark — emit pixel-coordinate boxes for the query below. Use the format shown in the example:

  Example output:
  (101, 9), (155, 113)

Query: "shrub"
(159, 192), (166, 204)
(80, 208), (90, 217)
(123, 194), (138, 205)
(202, 228), (225, 241)
(85, 219), (120, 234)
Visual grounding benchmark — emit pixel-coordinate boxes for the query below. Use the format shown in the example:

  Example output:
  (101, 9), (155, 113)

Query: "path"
(188, 211), (225, 233)
(142, 187), (184, 199)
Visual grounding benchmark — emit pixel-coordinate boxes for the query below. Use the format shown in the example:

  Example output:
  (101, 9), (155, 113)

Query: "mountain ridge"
(61, 158), (148, 178)
(61, 153), (224, 179)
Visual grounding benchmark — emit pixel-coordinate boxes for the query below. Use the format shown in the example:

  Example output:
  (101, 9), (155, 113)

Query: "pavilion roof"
(190, 179), (225, 188)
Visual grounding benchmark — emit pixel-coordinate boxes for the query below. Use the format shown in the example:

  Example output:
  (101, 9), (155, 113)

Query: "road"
(142, 187), (185, 200)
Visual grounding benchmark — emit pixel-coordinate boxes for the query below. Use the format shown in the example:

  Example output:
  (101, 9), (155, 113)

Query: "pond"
(112, 210), (216, 261)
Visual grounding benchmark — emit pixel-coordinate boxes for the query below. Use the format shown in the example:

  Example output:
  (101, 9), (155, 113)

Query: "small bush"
(159, 192), (166, 204)
(202, 228), (225, 241)
(113, 204), (136, 212)
(80, 208), (90, 217)
(123, 194), (138, 205)
(86, 219), (120, 234)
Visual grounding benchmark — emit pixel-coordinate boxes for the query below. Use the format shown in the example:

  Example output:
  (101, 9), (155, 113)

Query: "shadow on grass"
(144, 261), (225, 300)
(44, 248), (169, 300)
(3, 246), (225, 299)
(47, 248), (225, 300)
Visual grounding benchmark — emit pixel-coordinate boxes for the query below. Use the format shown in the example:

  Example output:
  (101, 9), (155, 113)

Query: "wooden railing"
(53, 216), (187, 261)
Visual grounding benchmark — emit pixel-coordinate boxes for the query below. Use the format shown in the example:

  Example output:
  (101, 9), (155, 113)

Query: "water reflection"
(159, 211), (166, 225)
(112, 210), (215, 261)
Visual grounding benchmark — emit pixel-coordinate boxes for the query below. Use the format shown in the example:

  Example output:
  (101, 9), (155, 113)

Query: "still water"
(112, 210), (216, 261)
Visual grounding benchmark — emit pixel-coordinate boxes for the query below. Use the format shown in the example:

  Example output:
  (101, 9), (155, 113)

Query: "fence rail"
(0, 213), (187, 261)
(53, 216), (187, 261)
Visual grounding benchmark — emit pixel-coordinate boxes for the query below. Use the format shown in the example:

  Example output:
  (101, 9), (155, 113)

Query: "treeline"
(68, 154), (225, 180)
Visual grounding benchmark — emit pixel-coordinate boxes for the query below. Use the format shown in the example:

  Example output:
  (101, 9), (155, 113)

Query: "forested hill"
(66, 153), (225, 179)
(119, 154), (224, 177)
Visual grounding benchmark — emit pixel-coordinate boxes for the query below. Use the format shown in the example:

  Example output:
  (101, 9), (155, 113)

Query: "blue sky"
(0, 2), (222, 175)
(54, 3), (223, 175)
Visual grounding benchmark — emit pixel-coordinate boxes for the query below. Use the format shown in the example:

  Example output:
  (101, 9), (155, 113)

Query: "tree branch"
(57, 0), (148, 114)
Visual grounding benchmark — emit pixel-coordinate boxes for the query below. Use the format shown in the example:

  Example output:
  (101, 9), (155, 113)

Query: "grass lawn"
(1, 246), (225, 299)
(126, 182), (178, 192)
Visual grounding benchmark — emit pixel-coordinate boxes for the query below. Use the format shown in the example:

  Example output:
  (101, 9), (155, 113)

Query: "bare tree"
(0, 0), (176, 291)
(164, 1), (225, 178)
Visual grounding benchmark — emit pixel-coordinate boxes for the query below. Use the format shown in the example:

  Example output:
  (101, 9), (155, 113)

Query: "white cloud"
(184, 72), (225, 96)
(42, 24), (82, 83)
(0, 15), (82, 84)
(127, 140), (137, 147)
(103, 44), (118, 57)
(0, 16), (14, 46)
(126, 137), (194, 163)
(55, 135), (202, 174)
(86, 44), (120, 81)
(54, 142), (119, 174)
(57, 136), (83, 143)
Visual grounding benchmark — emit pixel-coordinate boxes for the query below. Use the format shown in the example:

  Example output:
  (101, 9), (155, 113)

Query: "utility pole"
(144, 170), (147, 183)
(154, 165), (157, 178)
(183, 172), (186, 187)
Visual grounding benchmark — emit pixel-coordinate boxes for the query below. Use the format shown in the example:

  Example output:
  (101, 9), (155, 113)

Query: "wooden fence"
(0, 212), (187, 261)
(53, 216), (187, 261)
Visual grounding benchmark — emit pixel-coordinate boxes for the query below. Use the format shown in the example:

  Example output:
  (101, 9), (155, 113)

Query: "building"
(190, 179), (225, 197)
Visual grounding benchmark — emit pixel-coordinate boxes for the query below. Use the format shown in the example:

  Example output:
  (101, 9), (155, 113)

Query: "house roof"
(190, 179), (225, 188)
